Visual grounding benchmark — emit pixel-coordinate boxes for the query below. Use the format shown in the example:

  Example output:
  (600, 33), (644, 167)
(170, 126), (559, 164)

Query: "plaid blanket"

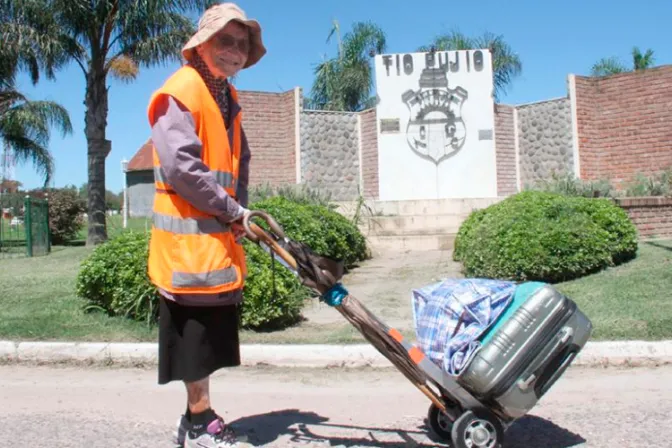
(411, 278), (516, 376)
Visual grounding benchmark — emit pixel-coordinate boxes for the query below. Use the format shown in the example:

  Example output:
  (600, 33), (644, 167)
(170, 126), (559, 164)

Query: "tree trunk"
(84, 66), (110, 246)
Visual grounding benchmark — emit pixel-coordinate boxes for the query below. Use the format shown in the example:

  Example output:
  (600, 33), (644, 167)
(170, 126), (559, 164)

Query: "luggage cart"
(242, 210), (570, 448)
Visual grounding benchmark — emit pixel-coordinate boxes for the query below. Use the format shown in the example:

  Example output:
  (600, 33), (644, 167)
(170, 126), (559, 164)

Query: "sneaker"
(184, 417), (250, 448)
(172, 415), (189, 447)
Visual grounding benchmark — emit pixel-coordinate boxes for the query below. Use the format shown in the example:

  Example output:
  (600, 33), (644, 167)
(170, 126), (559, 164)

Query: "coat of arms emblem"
(401, 67), (468, 165)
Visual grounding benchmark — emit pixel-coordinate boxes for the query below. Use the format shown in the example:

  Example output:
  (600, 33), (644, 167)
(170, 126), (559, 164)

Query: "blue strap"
(320, 283), (349, 307)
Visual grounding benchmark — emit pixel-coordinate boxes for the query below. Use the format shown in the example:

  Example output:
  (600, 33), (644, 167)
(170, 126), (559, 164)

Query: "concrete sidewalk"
(2, 339), (672, 368)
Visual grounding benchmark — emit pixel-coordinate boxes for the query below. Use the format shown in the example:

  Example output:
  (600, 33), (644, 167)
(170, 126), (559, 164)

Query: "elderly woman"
(146, 3), (265, 447)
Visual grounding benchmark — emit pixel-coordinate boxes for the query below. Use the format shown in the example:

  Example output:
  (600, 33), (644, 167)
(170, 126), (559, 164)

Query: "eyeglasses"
(214, 34), (250, 53)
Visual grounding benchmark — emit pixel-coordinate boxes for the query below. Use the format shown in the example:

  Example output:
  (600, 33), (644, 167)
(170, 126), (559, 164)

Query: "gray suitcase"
(457, 282), (593, 419)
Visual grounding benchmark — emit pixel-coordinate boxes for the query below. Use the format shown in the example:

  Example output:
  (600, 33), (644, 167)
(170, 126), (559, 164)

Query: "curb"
(2, 340), (672, 368)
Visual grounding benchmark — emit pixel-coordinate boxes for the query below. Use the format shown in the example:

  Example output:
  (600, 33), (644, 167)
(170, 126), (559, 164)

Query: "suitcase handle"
(536, 348), (577, 396)
(517, 327), (574, 391)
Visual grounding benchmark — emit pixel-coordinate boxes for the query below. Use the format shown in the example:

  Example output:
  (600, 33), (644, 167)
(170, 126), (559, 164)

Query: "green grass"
(0, 238), (671, 343)
(556, 239), (672, 341)
(0, 245), (155, 342)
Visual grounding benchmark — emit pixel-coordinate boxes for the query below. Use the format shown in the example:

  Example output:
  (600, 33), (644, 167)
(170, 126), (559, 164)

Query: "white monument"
(374, 49), (497, 201)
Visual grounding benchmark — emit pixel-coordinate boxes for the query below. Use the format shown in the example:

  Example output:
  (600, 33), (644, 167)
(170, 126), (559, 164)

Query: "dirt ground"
(241, 249), (464, 344)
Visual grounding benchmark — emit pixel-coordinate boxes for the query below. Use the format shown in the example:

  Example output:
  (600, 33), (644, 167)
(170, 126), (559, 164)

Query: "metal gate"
(0, 195), (50, 258)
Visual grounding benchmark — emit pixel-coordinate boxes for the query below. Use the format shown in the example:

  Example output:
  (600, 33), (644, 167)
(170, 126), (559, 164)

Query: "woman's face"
(198, 21), (250, 78)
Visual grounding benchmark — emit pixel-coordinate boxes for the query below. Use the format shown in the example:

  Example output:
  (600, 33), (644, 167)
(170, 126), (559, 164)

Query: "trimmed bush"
(75, 230), (310, 330)
(250, 196), (369, 269)
(453, 191), (638, 283)
(75, 196), (368, 330)
(75, 231), (157, 323)
(238, 240), (311, 330)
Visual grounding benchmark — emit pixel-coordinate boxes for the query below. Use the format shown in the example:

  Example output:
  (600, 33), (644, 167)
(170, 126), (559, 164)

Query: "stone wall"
(517, 97), (574, 188)
(300, 110), (360, 200)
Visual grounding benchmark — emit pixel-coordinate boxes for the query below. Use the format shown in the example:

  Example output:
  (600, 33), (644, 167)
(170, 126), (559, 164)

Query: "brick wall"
(359, 108), (379, 199)
(574, 66), (672, 187)
(615, 197), (672, 239)
(494, 105), (518, 196)
(126, 64), (672, 206)
(238, 89), (297, 187)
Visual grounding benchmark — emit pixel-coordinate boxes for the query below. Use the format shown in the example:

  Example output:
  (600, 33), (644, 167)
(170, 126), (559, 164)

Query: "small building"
(125, 138), (156, 218)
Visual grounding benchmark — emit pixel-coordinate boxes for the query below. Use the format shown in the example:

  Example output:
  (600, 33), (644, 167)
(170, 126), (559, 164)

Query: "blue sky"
(9, 0), (672, 193)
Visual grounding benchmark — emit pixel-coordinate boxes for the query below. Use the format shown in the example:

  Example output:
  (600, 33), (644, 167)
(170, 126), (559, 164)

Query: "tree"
(2, 0), (214, 245)
(591, 46), (656, 76)
(309, 20), (387, 112)
(418, 30), (523, 102)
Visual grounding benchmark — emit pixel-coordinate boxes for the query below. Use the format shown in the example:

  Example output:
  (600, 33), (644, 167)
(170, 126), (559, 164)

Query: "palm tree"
(0, 75), (72, 187)
(2, 0), (213, 245)
(418, 30), (523, 102)
(591, 46), (656, 76)
(309, 20), (387, 112)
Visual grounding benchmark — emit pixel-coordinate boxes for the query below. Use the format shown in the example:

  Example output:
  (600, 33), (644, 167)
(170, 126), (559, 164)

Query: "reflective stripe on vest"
(154, 166), (238, 192)
(153, 212), (230, 235)
(172, 267), (238, 288)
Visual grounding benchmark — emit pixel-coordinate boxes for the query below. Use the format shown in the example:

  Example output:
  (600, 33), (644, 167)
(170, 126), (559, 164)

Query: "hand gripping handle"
(242, 210), (297, 270)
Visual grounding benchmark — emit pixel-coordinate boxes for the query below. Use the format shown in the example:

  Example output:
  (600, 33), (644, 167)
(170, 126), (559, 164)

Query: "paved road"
(1, 363), (670, 447)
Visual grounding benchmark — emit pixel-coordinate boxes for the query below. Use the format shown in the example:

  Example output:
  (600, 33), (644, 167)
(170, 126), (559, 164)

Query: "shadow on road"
(230, 409), (586, 447)
(499, 415), (586, 448)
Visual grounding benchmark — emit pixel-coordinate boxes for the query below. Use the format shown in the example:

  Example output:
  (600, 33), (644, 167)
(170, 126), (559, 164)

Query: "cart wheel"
(450, 410), (504, 448)
(427, 403), (454, 441)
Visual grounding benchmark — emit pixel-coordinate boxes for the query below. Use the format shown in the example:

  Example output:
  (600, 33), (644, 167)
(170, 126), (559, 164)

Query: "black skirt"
(158, 297), (241, 385)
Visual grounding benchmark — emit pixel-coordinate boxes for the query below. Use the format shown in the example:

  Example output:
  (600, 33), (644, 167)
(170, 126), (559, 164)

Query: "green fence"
(0, 195), (51, 259)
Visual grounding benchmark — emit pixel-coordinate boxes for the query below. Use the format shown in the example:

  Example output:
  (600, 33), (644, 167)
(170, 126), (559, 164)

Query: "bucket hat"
(182, 2), (266, 69)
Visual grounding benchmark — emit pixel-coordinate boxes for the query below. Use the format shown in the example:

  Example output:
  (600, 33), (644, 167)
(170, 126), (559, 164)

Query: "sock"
(190, 408), (218, 433)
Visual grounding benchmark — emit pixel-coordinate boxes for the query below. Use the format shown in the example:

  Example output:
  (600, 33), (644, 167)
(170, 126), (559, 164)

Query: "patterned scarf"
(189, 52), (230, 126)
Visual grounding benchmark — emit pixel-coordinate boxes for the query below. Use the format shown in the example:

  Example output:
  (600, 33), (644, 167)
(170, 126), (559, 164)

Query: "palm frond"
(632, 46), (655, 70)
(1, 99), (72, 145)
(1, 129), (55, 186)
(422, 30), (522, 102)
(475, 32), (522, 101)
(106, 54), (139, 82)
(310, 20), (386, 112)
(591, 56), (628, 76)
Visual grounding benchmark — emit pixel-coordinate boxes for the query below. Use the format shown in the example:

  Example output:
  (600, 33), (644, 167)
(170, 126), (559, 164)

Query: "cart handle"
(242, 210), (298, 271)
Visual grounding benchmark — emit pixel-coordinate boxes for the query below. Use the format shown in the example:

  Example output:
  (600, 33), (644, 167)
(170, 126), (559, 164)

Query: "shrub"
(76, 196), (368, 329)
(75, 231), (157, 323)
(526, 172), (617, 199)
(248, 182), (335, 208)
(47, 188), (86, 244)
(453, 191), (638, 283)
(25, 187), (86, 244)
(76, 232), (311, 331)
(250, 196), (369, 269)
(238, 240), (311, 330)
(625, 169), (672, 197)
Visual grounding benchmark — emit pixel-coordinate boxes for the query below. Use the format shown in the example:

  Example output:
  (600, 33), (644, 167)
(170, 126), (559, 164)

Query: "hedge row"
(75, 196), (369, 330)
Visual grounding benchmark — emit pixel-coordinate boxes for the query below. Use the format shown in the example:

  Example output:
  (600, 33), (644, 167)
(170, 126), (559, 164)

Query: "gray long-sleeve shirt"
(149, 93), (251, 307)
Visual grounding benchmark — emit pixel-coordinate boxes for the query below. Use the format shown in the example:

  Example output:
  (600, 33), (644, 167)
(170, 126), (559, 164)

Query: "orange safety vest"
(146, 65), (246, 294)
